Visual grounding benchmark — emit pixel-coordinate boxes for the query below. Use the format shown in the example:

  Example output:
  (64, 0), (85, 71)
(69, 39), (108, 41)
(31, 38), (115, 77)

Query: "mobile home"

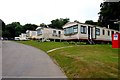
(14, 37), (20, 40)
(36, 27), (64, 42)
(63, 22), (119, 44)
(26, 30), (37, 39)
(19, 33), (27, 40)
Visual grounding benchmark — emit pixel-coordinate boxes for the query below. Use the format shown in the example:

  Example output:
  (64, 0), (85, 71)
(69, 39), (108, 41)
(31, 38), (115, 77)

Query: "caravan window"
(73, 26), (78, 33)
(53, 30), (56, 33)
(58, 31), (61, 37)
(64, 29), (67, 34)
(81, 25), (87, 34)
(108, 31), (110, 36)
(102, 29), (105, 35)
(65, 28), (69, 34)
(64, 25), (78, 35)
(53, 30), (57, 36)
(37, 29), (42, 35)
(96, 28), (100, 36)
(68, 27), (74, 34)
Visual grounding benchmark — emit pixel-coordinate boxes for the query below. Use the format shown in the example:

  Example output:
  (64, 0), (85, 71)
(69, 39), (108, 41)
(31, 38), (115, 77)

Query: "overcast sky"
(0, 0), (104, 25)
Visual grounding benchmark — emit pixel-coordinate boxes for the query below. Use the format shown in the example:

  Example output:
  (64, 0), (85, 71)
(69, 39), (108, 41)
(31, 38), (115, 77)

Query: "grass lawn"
(49, 45), (119, 78)
(17, 41), (119, 78)
(17, 40), (73, 52)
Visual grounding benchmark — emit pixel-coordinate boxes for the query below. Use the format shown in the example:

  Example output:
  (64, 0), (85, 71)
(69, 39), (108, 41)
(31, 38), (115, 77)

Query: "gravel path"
(47, 46), (74, 53)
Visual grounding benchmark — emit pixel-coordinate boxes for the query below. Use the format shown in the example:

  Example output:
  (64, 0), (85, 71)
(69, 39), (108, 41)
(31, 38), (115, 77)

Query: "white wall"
(95, 27), (111, 41)
(36, 27), (64, 40)
(19, 33), (27, 40)
(26, 30), (37, 39)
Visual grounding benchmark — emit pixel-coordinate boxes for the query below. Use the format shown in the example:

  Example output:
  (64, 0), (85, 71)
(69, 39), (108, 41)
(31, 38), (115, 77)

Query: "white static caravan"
(63, 22), (91, 41)
(36, 27), (64, 42)
(94, 27), (119, 42)
(63, 22), (119, 43)
(26, 30), (37, 39)
(19, 33), (27, 40)
(14, 37), (20, 40)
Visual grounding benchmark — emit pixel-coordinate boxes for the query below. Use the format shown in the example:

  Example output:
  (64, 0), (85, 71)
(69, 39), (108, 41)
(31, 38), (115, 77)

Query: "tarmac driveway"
(2, 41), (66, 78)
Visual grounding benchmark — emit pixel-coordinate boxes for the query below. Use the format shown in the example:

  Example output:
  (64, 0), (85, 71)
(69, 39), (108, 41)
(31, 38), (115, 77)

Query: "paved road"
(2, 41), (66, 78)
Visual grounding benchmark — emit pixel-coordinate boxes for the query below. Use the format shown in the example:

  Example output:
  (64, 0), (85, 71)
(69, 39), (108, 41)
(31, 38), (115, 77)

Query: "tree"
(48, 18), (70, 29)
(85, 20), (98, 25)
(98, 2), (120, 30)
(40, 23), (47, 27)
(74, 20), (81, 23)
(15, 23), (22, 36)
(3, 22), (22, 38)
(2, 22), (38, 38)
(22, 24), (38, 32)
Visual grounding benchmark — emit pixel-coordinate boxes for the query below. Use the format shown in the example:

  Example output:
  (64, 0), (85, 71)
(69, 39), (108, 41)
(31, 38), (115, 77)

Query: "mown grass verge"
(16, 40), (73, 52)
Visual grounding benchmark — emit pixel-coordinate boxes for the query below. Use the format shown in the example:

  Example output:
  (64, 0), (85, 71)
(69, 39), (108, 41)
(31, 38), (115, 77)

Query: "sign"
(114, 34), (118, 40)
(112, 33), (120, 48)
